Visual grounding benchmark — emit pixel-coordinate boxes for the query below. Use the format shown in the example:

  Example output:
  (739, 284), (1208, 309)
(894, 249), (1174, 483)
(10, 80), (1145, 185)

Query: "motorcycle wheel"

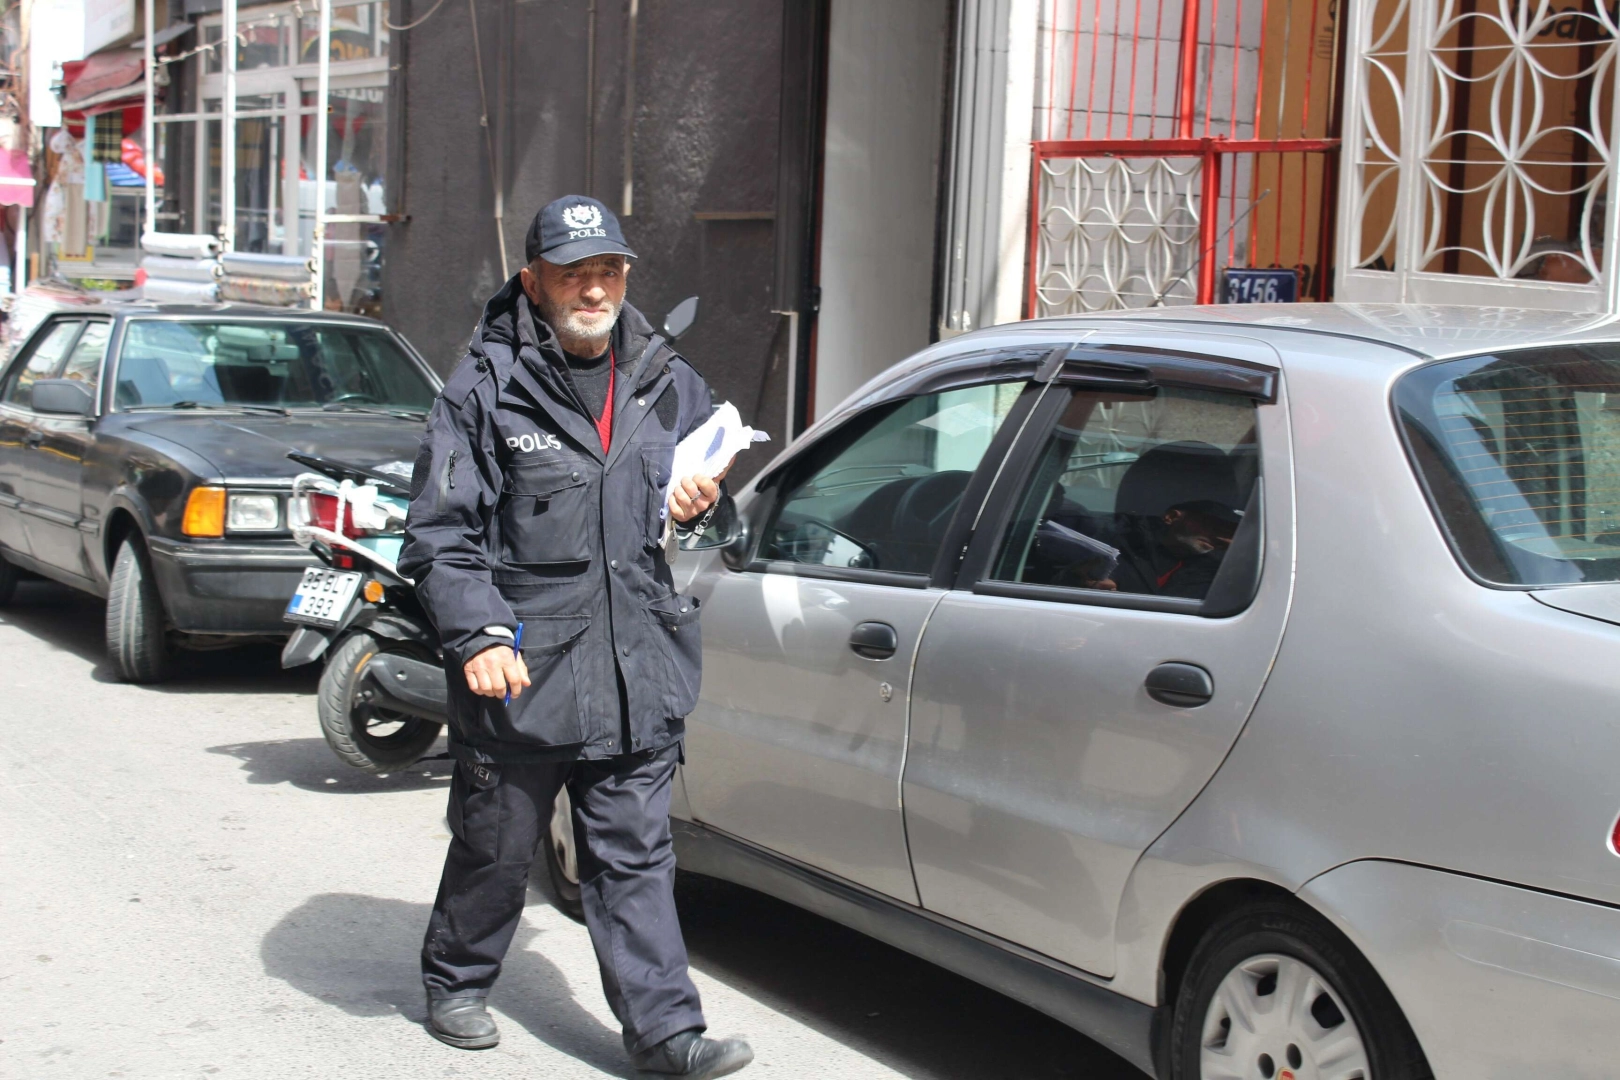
(532, 786), (585, 922)
(317, 631), (443, 773)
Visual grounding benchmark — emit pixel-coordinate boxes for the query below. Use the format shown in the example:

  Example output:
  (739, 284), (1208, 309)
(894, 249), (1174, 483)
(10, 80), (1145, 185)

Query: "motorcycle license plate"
(285, 568), (363, 626)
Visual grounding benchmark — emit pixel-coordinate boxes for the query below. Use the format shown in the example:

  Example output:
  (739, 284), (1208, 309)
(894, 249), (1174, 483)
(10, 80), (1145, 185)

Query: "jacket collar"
(473, 275), (670, 464)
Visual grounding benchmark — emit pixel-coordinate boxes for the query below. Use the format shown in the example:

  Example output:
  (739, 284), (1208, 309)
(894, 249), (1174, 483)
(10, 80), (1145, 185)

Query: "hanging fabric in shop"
(61, 184), (88, 256)
(93, 114), (124, 163)
(46, 129), (90, 255)
(237, 121), (264, 169)
(83, 116), (108, 203)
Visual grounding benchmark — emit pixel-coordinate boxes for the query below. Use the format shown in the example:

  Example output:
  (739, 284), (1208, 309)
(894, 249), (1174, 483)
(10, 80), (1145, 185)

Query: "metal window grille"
(1028, 0), (1345, 313)
(1340, 0), (1620, 310)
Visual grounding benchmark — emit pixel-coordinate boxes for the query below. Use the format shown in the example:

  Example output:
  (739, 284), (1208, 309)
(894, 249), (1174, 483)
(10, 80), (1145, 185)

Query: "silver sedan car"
(588, 304), (1620, 1078)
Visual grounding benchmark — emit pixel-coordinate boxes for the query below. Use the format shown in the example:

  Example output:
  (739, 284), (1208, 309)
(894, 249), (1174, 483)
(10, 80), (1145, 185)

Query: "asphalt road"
(0, 579), (1140, 1080)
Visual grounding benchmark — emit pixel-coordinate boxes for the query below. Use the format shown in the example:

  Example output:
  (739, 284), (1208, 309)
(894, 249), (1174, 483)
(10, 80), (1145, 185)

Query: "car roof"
(63, 301), (390, 329)
(806, 302), (1620, 441)
(1014, 302), (1620, 360)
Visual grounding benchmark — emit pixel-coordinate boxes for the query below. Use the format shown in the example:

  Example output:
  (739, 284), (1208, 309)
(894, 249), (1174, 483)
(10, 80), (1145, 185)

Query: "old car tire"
(106, 539), (171, 683)
(530, 786), (585, 922)
(0, 553), (19, 605)
(1168, 900), (1431, 1080)
(317, 631), (443, 773)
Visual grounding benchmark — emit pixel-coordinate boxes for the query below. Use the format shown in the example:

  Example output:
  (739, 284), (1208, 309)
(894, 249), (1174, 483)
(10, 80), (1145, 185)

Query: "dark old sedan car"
(0, 304), (440, 681)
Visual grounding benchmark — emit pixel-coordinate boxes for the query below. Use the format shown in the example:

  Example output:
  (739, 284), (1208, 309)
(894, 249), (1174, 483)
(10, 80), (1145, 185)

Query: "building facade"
(18, 0), (1620, 472)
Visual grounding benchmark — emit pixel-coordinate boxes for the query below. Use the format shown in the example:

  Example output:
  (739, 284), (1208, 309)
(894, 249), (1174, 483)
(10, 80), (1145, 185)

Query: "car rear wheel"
(532, 785), (584, 922)
(1168, 900), (1431, 1080)
(317, 631), (443, 772)
(106, 539), (171, 683)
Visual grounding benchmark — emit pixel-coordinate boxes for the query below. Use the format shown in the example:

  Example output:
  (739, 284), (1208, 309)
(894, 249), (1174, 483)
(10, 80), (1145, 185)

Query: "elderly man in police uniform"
(400, 195), (751, 1078)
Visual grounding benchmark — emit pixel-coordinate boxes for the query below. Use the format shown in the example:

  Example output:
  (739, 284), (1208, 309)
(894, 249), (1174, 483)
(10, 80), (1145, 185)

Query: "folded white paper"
(664, 401), (770, 518)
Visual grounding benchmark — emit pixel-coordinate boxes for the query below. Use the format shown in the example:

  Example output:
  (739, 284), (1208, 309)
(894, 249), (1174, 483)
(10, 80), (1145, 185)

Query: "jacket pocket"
(647, 594), (702, 718)
(642, 448), (673, 550)
(491, 613), (592, 745)
(499, 459), (592, 566)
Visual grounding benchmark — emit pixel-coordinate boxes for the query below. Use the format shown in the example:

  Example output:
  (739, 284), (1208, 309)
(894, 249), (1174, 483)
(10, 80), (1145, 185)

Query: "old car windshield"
(1396, 345), (1620, 586)
(113, 320), (436, 413)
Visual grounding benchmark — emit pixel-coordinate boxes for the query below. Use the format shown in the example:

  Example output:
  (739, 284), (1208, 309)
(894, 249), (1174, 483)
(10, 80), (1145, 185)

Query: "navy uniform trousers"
(421, 742), (706, 1054)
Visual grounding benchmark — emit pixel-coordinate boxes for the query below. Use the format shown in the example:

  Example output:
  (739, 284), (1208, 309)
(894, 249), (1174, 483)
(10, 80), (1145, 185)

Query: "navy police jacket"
(400, 277), (713, 763)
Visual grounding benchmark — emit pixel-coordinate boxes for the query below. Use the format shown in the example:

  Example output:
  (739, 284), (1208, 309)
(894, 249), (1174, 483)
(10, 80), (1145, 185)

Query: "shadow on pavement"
(261, 892), (634, 1077)
(207, 737), (454, 793)
(0, 578), (318, 693)
(674, 874), (1137, 1080)
(262, 879), (1137, 1080)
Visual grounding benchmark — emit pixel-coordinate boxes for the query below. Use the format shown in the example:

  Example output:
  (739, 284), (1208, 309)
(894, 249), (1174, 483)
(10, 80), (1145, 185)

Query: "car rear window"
(1396, 345), (1620, 586)
(114, 320), (437, 412)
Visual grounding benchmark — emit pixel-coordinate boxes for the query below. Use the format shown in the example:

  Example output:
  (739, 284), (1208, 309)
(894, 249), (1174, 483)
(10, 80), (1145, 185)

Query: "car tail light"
(182, 486), (227, 537)
(1611, 814), (1620, 856)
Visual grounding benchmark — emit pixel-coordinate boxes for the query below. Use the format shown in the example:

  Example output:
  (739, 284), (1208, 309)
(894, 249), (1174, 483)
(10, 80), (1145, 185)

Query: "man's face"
(1160, 507), (1237, 557)
(521, 254), (628, 345)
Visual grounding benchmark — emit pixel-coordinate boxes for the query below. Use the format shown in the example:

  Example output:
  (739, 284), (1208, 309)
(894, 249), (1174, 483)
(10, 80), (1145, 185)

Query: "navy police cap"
(526, 195), (638, 265)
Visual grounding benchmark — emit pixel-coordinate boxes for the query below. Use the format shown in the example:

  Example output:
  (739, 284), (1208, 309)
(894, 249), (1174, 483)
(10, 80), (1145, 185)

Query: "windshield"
(1396, 345), (1620, 586)
(113, 320), (436, 413)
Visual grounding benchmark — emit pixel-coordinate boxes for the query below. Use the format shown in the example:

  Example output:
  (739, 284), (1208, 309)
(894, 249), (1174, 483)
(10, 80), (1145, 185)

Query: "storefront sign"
(84, 0), (136, 56)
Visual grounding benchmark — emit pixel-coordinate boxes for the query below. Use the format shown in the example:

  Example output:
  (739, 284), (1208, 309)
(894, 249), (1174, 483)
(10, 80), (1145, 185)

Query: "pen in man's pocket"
(505, 621), (525, 705)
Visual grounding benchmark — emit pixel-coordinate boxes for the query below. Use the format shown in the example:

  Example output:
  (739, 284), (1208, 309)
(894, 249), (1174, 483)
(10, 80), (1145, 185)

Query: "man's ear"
(519, 264), (542, 306)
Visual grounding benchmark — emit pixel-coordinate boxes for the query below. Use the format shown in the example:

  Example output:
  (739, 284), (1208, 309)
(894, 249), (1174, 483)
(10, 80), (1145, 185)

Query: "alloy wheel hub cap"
(1199, 953), (1369, 1080)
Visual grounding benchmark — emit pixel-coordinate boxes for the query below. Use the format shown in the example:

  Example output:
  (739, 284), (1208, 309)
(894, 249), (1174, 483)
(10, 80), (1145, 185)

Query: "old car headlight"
(226, 493), (280, 532)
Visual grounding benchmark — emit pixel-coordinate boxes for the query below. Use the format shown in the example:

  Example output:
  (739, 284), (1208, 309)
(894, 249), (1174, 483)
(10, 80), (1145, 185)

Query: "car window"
(1397, 344), (1620, 586)
(2, 320), (83, 410)
(761, 383), (1024, 576)
(989, 386), (1259, 602)
(58, 321), (112, 392)
(114, 320), (437, 410)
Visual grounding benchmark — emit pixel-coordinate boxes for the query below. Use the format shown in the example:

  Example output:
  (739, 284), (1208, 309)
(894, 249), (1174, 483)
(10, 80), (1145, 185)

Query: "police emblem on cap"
(563, 204), (603, 230)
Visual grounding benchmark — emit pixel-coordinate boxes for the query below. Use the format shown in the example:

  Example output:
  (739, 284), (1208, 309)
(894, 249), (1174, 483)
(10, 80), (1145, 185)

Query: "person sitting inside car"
(1100, 498), (1241, 598)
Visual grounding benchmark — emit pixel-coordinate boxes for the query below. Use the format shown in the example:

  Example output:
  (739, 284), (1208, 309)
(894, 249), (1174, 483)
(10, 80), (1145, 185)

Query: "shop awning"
(61, 51), (146, 112)
(131, 22), (194, 50)
(0, 148), (34, 208)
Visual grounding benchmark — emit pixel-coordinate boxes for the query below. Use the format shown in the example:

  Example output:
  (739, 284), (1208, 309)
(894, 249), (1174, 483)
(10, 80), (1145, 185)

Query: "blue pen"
(505, 621), (524, 705)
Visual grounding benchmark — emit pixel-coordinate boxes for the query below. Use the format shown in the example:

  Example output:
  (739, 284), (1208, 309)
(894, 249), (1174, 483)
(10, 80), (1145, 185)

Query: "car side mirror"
(663, 296), (699, 342)
(681, 493), (750, 566)
(32, 378), (96, 417)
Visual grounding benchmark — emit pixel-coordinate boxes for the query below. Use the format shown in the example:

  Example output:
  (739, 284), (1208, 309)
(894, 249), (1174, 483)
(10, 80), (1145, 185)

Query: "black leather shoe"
(632, 1029), (753, 1078)
(426, 994), (500, 1049)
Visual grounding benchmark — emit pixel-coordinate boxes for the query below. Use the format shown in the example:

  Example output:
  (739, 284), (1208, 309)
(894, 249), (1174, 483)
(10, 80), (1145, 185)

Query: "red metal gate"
(1027, 0), (1345, 313)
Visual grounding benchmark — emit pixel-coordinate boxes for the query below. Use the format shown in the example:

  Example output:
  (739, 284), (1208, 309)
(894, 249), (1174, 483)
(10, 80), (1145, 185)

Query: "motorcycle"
(278, 296), (704, 919)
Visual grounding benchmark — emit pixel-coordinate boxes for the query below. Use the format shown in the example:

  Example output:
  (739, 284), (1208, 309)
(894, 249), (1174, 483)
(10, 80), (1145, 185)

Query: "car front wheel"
(0, 552), (19, 605)
(1169, 900), (1431, 1080)
(106, 539), (171, 683)
(535, 785), (584, 922)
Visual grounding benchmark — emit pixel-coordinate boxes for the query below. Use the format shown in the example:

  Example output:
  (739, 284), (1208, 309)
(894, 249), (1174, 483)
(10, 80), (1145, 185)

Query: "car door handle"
(849, 621), (899, 660)
(1145, 662), (1214, 707)
(23, 431), (43, 448)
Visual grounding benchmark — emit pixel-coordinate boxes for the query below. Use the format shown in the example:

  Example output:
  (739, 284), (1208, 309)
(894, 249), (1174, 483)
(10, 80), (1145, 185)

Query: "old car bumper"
(146, 536), (317, 635)
(1302, 859), (1620, 1076)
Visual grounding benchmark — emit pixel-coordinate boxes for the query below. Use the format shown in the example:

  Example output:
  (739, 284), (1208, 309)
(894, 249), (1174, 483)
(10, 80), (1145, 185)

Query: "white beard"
(540, 295), (622, 350)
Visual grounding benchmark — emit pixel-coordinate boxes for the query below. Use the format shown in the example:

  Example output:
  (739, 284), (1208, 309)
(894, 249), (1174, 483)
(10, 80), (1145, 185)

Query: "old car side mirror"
(663, 296), (700, 342)
(32, 378), (96, 417)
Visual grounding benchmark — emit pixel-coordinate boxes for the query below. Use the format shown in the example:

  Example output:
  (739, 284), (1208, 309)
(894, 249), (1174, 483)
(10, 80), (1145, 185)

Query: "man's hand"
(464, 644), (531, 700)
(668, 456), (735, 524)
